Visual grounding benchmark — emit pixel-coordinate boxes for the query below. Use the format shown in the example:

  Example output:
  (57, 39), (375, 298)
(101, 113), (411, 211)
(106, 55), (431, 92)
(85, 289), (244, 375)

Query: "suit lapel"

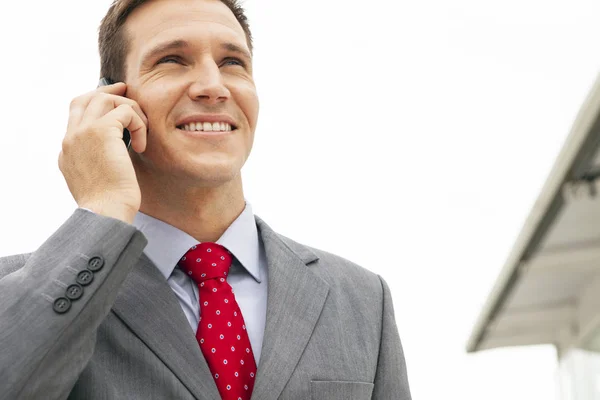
(110, 215), (329, 400)
(251, 217), (330, 400)
(112, 253), (221, 400)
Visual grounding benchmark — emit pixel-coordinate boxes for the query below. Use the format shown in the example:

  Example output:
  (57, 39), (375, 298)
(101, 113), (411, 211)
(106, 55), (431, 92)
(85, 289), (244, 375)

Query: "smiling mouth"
(176, 122), (237, 132)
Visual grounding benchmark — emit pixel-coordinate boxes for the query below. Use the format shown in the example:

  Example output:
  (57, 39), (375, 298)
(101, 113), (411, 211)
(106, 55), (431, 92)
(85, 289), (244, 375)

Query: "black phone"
(97, 77), (132, 150)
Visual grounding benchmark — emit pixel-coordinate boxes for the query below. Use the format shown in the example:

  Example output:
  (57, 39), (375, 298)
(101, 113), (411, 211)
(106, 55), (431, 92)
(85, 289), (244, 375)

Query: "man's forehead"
(126, 0), (248, 53)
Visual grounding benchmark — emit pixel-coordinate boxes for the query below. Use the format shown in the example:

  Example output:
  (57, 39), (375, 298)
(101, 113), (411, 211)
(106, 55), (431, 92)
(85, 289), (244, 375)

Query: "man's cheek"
(240, 93), (260, 127)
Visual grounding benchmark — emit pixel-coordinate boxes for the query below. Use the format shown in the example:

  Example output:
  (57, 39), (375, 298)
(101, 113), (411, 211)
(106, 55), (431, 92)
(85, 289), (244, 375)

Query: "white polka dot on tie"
(250, 372), (255, 378)
(196, 258), (201, 262)
(200, 338), (204, 344)
(192, 245), (197, 249)
(212, 288), (217, 293)
(201, 282), (204, 287)
(182, 256), (186, 261)
(244, 385), (248, 390)
(231, 346), (235, 351)
(224, 299), (229, 303)
(204, 301), (208, 306)
(228, 322), (232, 327)
(215, 373), (219, 378)
(201, 273), (206, 278)
(212, 263), (217, 267)
(234, 311), (237, 316)
(188, 271), (192, 275)
(211, 348), (216, 353)
(220, 278), (225, 283)
(220, 334), (224, 339)
(226, 385), (231, 390)
(221, 256), (225, 260)
(223, 359), (228, 365)
(246, 348), (250, 353)
(207, 248), (212, 252)
(208, 324), (212, 329)
(237, 335), (241, 340)
(235, 371), (239, 377)
(242, 325), (246, 330)
(216, 310), (221, 315)
(240, 360), (245, 365)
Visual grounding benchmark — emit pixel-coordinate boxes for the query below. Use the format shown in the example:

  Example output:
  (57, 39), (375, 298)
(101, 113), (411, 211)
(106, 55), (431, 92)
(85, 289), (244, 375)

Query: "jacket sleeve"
(372, 275), (412, 400)
(0, 208), (147, 400)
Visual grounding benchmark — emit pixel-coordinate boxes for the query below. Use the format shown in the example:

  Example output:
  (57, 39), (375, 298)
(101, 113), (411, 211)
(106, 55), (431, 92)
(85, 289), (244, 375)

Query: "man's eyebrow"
(141, 40), (190, 65)
(220, 42), (252, 62)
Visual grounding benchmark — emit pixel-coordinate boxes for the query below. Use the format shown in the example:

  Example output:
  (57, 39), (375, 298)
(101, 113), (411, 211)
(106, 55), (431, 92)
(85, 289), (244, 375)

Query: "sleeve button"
(88, 256), (105, 272)
(76, 270), (94, 286)
(53, 297), (71, 314)
(65, 284), (84, 300)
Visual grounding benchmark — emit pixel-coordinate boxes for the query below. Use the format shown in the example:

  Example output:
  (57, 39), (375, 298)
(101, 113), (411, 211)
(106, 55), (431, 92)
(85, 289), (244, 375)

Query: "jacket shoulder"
(276, 233), (384, 294)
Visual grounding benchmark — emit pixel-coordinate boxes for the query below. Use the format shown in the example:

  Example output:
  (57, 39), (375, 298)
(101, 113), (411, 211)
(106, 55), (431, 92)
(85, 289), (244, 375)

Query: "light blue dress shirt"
(129, 202), (268, 364)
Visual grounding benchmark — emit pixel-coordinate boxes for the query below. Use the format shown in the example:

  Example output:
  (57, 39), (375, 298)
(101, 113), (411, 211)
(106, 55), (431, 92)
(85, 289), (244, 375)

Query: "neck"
(137, 173), (246, 243)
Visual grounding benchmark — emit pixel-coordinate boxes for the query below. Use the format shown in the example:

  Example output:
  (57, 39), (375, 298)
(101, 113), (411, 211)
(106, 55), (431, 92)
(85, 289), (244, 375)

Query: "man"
(0, 0), (411, 399)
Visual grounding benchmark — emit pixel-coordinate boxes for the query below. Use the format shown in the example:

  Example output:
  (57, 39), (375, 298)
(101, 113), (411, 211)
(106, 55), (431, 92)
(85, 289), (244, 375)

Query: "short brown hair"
(98, 0), (253, 82)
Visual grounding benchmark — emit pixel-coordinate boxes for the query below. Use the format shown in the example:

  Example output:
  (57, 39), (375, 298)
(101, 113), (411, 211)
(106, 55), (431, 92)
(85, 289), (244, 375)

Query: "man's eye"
(222, 58), (246, 68)
(157, 56), (182, 64)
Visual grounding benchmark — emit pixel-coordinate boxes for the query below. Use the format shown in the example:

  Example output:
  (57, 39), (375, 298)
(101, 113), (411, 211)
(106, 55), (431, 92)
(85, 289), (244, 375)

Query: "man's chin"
(134, 153), (242, 186)
(176, 166), (242, 187)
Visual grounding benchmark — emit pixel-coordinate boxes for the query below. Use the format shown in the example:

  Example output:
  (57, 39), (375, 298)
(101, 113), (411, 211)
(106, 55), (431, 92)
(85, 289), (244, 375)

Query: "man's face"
(123, 0), (258, 187)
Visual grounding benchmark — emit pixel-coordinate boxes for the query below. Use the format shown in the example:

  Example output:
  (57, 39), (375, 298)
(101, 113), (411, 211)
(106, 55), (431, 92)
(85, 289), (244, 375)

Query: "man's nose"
(187, 62), (230, 104)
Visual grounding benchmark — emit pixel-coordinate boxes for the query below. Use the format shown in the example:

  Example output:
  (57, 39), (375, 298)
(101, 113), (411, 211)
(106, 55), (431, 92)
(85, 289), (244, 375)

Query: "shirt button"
(76, 270), (94, 286)
(65, 283), (84, 300)
(53, 297), (71, 314)
(88, 256), (105, 272)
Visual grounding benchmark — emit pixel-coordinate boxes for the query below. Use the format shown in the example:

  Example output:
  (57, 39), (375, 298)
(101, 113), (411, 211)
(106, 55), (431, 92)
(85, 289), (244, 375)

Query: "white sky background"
(1, 0), (600, 398)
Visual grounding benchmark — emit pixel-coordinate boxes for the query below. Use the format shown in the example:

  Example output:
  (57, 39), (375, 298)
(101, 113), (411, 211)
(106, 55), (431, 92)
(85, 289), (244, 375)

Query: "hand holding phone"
(57, 79), (148, 223)
(98, 78), (132, 150)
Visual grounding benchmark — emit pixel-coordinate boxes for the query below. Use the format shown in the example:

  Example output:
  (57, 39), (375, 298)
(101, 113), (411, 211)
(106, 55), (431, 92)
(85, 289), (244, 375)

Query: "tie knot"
(178, 242), (233, 284)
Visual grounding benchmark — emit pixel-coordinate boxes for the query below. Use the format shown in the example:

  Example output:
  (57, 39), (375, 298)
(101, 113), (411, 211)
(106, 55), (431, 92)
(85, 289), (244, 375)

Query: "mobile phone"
(97, 77), (132, 150)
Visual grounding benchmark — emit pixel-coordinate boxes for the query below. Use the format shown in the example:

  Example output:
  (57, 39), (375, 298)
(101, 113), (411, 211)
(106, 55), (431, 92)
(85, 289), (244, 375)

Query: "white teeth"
(179, 122), (233, 132)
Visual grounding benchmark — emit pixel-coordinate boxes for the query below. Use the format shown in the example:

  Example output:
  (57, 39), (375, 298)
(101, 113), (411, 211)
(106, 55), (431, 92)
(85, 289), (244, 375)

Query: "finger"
(101, 104), (147, 153)
(68, 92), (95, 132)
(96, 83), (148, 126)
(81, 92), (148, 128)
(96, 81), (127, 95)
(67, 83), (128, 130)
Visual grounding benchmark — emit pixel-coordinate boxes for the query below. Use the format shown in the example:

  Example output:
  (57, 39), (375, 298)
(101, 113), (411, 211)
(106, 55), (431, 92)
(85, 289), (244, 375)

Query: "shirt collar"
(132, 202), (262, 283)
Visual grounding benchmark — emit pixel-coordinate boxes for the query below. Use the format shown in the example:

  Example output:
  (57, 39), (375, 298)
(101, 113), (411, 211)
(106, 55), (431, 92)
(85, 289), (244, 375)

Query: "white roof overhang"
(467, 74), (600, 353)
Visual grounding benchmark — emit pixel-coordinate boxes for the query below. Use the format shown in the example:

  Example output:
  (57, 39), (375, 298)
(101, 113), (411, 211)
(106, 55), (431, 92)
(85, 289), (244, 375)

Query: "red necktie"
(178, 243), (257, 400)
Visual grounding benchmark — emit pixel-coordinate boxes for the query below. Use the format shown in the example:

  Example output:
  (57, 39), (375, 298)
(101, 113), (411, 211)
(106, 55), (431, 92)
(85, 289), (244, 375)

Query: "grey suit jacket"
(0, 209), (411, 400)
